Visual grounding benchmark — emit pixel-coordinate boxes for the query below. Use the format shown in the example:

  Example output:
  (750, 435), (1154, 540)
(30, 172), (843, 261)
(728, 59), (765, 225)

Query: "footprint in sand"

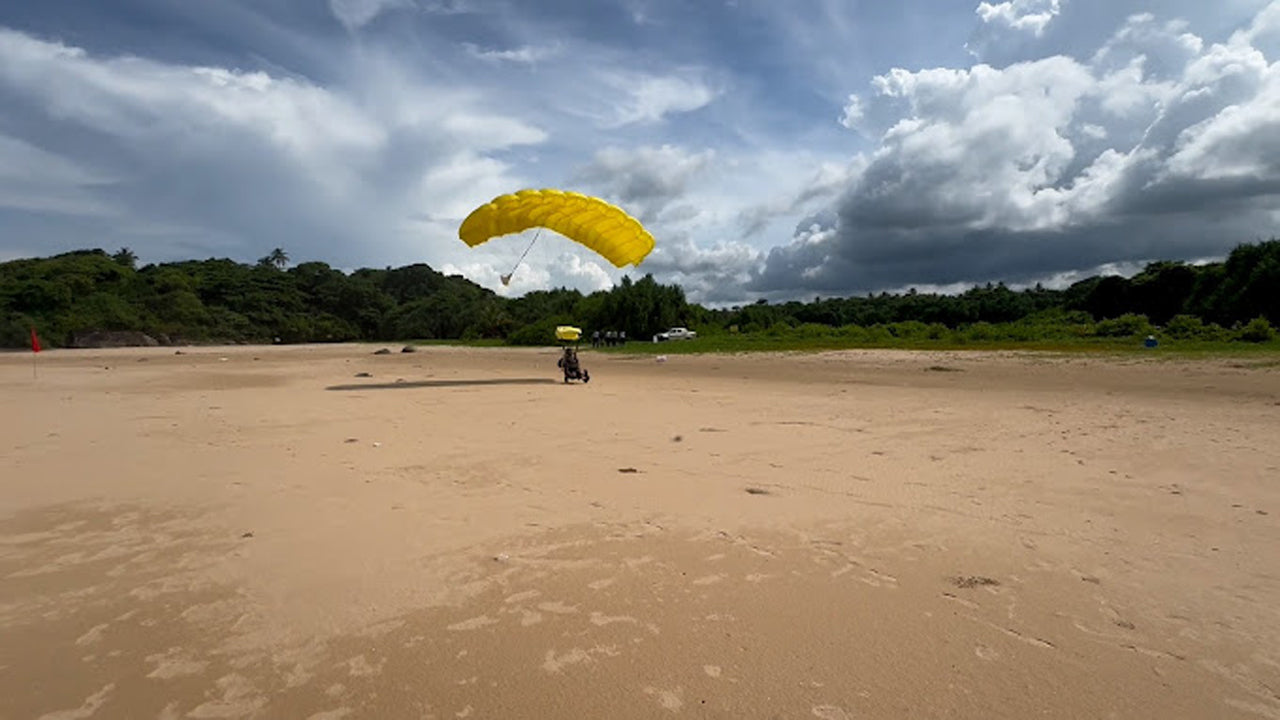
(448, 615), (499, 631)
(504, 590), (541, 604)
(145, 647), (209, 679)
(537, 601), (579, 615)
(36, 683), (115, 720)
(306, 710), (353, 720)
(543, 648), (597, 674)
(590, 612), (638, 627)
(975, 645), (1000, 661)
(75, 623), (109, 646)
(812, 705), (853, 720)
(703, 665), (722, 678)
(344, 655), (384, 678)
(187, 674), (267, 718)
(644, 687), (684, 712)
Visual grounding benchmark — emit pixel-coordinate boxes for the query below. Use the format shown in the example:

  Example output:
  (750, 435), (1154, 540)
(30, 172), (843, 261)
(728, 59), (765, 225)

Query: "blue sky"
(2, 0), (1279, 304)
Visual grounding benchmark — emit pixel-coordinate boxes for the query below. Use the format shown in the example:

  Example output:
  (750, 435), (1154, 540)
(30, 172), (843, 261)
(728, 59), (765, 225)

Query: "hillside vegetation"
(2, 240), (1277, 350)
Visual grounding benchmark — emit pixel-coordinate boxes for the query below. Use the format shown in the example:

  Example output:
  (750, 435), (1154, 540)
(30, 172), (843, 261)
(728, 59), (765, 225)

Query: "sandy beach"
(2, 343), (1278, 719)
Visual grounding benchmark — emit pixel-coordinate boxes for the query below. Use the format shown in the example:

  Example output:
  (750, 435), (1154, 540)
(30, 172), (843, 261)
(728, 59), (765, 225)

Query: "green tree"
(258, 248), (290, 271)
(112, 247), (138, 269)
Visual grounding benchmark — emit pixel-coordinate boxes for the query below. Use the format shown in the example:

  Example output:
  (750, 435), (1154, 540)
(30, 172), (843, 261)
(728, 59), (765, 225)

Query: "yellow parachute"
(555, 325), (582, 342)
(458, 189), (655, 271)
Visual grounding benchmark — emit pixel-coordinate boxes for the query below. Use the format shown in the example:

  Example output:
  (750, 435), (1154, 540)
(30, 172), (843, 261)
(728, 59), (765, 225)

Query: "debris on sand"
(927, 365), (961, 372)
(355, 372), (372, 378)
(950, 576), (1000, 589)
(618, 467), (640, 474)
(672, 435), (683, 442)
(373, 348), (392, 355)
(402, 345), (417, 353)
(344, 438), (359, 444)
(241, 532), (254, 539)
(745, 487), (771, 496)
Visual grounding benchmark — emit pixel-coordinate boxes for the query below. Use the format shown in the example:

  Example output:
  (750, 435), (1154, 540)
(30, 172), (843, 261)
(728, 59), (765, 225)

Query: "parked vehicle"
(653, 327), (697, 342)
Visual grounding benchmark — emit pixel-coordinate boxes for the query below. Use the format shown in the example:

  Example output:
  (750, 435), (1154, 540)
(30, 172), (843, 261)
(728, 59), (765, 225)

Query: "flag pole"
(30, 326), (41, 380)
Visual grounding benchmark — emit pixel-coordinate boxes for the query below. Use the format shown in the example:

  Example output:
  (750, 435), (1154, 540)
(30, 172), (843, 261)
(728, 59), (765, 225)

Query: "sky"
(1, 0), (1279, 305)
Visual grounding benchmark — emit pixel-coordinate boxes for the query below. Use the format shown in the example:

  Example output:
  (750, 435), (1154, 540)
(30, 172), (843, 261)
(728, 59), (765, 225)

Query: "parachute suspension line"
(500, 228), (542, 287)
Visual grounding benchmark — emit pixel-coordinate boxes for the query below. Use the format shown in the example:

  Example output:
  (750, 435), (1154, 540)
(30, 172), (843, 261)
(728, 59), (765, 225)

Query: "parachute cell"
(458, 189), (655, 268)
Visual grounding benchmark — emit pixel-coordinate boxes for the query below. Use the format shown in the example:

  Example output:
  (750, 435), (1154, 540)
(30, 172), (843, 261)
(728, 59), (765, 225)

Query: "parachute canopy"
(458, 189), (655, 268)
(555, 325), (582, 342)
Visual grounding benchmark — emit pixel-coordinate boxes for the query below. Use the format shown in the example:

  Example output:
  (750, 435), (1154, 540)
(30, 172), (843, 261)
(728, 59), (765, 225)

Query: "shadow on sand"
(325, 378), (562, 391)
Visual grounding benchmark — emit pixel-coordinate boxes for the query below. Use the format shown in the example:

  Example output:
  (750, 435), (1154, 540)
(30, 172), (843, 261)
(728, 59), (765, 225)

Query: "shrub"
(1094, 313), (1153, 338)
(1162, 314), (1208, 339)
(963, 322), (996, 341)
(1236, 316), (1276, 343)
(507, 317), (576, 346)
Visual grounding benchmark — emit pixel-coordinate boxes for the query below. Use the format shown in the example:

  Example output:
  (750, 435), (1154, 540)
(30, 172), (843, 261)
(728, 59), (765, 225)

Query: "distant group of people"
(591, 329), (626, 347)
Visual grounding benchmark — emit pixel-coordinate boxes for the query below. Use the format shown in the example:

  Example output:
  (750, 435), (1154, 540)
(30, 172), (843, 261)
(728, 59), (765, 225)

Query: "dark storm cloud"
(752, 3), (1280, 297)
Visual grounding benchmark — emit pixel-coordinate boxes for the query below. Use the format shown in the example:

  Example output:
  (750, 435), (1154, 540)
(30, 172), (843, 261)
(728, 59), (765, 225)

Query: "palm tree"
(112, 247), (137, 269)
(258, 248), (290, 270)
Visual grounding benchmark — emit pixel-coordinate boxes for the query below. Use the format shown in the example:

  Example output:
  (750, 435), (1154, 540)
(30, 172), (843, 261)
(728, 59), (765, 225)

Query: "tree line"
(2, 239), (1277, 349)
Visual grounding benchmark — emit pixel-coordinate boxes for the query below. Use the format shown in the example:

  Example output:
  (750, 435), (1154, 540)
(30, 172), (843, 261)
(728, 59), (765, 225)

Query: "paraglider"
(554, 325), (590, 383)
(458, 189), (656, 285)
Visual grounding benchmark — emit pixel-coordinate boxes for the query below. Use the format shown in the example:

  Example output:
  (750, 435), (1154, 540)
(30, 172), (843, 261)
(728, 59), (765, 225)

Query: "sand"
(2, 343), (1278, 719)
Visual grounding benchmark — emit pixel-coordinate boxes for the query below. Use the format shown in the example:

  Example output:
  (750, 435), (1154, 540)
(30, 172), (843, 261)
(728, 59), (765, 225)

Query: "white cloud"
(571, 144), (715, 222)
(328, 0), (413, 30)
(639, 233), (762, 304)
(755, 1), (1280, 296)
(0, 26), (543, 269)
(442, 249), (615, 298)
(976, 0), (1062, 37)
(464, 43), (561, 65)
(0, 133), (118, 217)
(597, 71), (717, 127)
(839, 94), (865, 131)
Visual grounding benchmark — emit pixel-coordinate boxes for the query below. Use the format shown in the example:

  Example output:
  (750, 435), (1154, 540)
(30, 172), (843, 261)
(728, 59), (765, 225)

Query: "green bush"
(1236, 317), (1276, 343)
(963, 321), (996, 341)
(507, 317), (576, 346)
(1094, 313), (1153, 338)
(1162, 314), (1229, 341)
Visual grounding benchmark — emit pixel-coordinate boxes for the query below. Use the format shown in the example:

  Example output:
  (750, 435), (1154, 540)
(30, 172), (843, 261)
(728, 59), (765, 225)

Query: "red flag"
(30, 327), (41, 353)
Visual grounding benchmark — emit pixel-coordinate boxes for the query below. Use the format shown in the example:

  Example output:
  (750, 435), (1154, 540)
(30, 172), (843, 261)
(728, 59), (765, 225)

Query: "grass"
(401, 338), (508, 348)
(400, 327), (1280, 360)
(579, 334), (1280, 358)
